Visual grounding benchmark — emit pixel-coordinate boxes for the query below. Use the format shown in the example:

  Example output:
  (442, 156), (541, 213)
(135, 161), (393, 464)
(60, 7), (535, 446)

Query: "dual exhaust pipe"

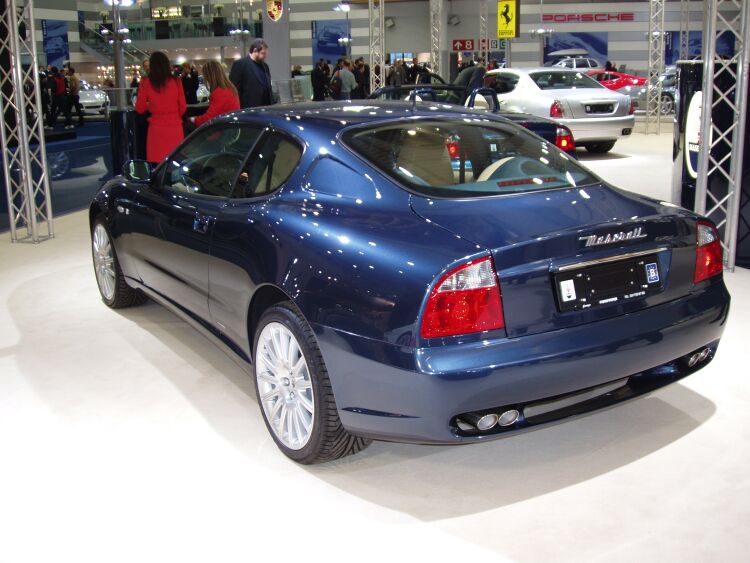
(459, 409), (520, 432)
(687, 347), (712, 368)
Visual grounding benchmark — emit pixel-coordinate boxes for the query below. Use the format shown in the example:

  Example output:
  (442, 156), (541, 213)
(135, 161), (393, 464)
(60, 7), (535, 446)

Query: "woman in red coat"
(135, 51), (186, 163)
(189, 60), (241, 128)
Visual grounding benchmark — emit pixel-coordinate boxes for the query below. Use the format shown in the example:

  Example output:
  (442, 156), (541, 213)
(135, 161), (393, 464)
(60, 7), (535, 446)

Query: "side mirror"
(124, 159), (153, 183)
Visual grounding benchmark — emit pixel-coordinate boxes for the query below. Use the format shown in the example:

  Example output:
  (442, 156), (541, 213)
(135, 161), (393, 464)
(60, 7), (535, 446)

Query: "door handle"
(193, 211), (213, 234)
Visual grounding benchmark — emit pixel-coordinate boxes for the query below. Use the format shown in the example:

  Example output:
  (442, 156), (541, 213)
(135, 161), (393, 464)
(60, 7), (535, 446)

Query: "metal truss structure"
(368, 0), (385, 92)
(695, 0), (750, 271)
(429, 0), (442, 76)
(679, 0), (690, 61)
(478, 0), (489, 65)
(0, 0), (53, 243)
(645, 0), (666, 134)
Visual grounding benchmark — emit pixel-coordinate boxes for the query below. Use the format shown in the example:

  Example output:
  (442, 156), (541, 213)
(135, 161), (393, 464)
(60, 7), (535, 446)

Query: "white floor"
(1, 132), (749, 563)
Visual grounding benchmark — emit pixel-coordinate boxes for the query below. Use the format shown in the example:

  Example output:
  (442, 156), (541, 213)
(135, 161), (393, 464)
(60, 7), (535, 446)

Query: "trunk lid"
(410, 185), (698, 337)
(540, 88), (629, 119)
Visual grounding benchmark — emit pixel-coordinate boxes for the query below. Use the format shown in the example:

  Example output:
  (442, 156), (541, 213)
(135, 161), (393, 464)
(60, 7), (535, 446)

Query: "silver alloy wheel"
(92, 223), (116, 301)
(660, 94), (674, 115)
(256, 322), (315, 450)
(48, 152), (70, 180)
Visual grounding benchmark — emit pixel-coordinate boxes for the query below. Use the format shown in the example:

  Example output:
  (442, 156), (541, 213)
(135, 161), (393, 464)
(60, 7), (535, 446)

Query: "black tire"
(584, 141), (616, 154)
(253, 301), (371, 464)
(91, 216), (147, 309)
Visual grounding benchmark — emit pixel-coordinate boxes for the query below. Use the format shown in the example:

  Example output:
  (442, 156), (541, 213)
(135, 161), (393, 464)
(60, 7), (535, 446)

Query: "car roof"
(215, 101), (511, 130)
(486, 67), (590, 75)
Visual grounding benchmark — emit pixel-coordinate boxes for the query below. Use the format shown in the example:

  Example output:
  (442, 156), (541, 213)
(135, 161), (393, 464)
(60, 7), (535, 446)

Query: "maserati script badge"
(579, 226), (647, 247)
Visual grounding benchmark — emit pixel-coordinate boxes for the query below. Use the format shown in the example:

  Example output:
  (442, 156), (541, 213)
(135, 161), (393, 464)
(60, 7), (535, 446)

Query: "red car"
(588, 70), (646, 91)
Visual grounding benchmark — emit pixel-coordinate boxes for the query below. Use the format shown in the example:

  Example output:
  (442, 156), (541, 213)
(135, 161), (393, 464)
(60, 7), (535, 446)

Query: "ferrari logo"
(497, 0), (520, 39)
(267, 0), (283, 22)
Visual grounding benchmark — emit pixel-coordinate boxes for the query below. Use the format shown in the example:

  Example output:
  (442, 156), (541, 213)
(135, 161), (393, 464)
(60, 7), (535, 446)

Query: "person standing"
(181, 62), (199, 105)
(311, 60), (326, 101)
(47, 67), (71, 128)
(188, 61), (240, 128)
(135, 51), (187, 164)
(229, 38), (273, 108)
(332, 59), (357, 100)
(66, 67), (85, 127)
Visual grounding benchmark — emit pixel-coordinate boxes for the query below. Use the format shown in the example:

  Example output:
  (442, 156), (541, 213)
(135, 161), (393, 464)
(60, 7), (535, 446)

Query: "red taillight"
(555, 125), (575, 152)
(693, 220), (723, 284)
(550, 100), (564, 118)
(629, 99), (635, 115)
(420, 257), (505, 339)
(446, 141), (460, 159)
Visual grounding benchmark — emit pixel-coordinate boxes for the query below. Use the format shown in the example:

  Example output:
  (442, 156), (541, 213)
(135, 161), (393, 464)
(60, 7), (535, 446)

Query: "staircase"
(79, 25), (151, 68)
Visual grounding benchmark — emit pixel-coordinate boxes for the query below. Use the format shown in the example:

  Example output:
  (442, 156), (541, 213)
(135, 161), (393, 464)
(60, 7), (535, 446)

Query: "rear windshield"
(341, 119), (598, 197)
(529, 71), (602, 90)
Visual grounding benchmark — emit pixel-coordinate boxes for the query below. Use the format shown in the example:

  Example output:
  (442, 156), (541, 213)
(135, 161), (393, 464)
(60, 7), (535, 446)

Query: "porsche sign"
(267, 0), (283, 22)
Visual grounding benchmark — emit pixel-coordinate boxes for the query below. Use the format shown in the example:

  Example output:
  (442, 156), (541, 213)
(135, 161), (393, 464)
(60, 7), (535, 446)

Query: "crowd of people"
(39, 65), (85, 130)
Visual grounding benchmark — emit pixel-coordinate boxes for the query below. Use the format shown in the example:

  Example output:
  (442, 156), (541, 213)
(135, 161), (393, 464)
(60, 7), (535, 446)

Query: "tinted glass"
(489, 73), (519, 94)
(530, 71), (603, 90)
(342, 119), (597, 198)
(162, 125), (262, 197)
(233, 132), (303, 198)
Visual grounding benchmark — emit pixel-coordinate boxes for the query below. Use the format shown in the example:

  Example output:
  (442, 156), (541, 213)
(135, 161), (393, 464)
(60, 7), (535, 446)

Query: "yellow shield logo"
(267, 0), (283, 22)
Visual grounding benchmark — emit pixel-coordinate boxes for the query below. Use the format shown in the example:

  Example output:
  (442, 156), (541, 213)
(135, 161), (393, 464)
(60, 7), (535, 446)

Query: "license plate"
(554, 254), (663, 312)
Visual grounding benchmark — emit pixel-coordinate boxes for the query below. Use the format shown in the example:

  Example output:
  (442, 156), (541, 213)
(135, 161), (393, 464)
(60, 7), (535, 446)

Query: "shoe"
(44, 126), (53, 131)
(64, 125), (74, 129)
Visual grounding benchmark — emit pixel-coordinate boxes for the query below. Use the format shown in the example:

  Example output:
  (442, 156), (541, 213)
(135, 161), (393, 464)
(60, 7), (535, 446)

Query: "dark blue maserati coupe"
(90, 102), (730, 463)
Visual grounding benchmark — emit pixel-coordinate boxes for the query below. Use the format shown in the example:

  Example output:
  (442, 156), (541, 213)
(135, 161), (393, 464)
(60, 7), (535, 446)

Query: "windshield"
(529, 71), (603, 90)
(342, 119), (597, 197)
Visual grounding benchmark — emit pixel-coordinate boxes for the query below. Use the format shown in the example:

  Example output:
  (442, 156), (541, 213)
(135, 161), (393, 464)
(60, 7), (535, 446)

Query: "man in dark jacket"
(229, 38), (273, 108)
(311, 60), (326, 101)
(180, 62), (200, 104)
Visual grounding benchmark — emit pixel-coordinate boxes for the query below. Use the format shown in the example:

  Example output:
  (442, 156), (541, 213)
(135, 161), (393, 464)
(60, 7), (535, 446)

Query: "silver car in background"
(483, 68), (635, 153)
(79, 80), (109, 115)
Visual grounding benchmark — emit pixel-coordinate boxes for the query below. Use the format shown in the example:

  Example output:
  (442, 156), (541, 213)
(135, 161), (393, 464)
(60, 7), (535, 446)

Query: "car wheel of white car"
(253, 301), (371, 464)
(91, 217), (147, 309)
(584, 141), (616, 154)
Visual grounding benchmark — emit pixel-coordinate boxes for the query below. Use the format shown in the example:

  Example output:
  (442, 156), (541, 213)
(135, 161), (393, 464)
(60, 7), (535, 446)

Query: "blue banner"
(311, 20), (349, 66)
(665, 31), (735, 65)
(544, 32), (608, 66)
(41, 19), (69, 69)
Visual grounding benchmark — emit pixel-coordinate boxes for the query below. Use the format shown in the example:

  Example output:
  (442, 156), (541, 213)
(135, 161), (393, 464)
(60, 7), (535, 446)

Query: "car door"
(208, 129), (305, 351)
(128, 124), (262, 322)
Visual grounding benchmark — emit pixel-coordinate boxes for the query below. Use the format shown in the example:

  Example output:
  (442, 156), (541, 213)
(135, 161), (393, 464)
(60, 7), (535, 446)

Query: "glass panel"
(342, 120), (598, 198)
(163, 126), (262, 197)
(529, 71), (603, 90)
(234, 133), (303, 198)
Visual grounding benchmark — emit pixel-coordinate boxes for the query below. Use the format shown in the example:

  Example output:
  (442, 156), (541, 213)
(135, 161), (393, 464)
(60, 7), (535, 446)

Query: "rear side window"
(488, 73), (519, 94)
(530, 71), (603, 90)
(233, 131), (303, 198)
(342, 119), (597, 198)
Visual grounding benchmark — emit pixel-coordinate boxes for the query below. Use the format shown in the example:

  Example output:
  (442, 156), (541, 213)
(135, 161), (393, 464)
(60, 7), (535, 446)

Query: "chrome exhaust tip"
(498, 409), (520, 427)
(688, 352), (702, 368)
(698, 348), (711, 362)
(461, 412), (499, 431)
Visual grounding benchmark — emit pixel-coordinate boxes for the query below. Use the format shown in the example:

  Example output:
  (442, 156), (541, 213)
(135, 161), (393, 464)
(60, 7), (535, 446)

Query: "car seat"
(396, 130), (454, 186)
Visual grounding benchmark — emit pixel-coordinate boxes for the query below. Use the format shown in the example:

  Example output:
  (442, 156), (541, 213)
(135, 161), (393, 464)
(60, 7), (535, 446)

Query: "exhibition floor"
(1, 131), (748, 562)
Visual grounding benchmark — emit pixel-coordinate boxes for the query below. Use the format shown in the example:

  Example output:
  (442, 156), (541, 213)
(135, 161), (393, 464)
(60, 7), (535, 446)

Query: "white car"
(552, 57), (602, 70)
(78, 80), (109, 114)
(482, 68), (635, 154)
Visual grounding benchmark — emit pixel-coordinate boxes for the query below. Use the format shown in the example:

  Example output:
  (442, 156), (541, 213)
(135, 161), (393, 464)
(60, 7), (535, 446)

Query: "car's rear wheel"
(253, 301), (371, 464)
(584, 141), (616, 154)
(91, 217), (147, 308)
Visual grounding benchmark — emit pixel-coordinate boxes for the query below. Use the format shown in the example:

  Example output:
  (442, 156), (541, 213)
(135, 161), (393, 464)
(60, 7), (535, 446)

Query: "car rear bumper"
(559, 115), (635, 143)
(315, 281), (729, 444)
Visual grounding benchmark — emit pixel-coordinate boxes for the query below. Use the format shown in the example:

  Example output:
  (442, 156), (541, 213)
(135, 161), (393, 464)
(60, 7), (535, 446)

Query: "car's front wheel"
(91, 217), (147, 308)
(584, 141), (616, 154)
(660, 94), (674, 115)
(253, 302), (371, 464)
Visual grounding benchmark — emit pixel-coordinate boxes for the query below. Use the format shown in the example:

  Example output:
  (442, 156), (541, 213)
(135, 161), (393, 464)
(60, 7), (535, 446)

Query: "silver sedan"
(483, 68), (635, 153)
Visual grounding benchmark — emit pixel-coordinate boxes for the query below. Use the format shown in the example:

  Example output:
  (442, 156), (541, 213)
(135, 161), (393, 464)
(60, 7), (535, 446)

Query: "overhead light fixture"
(384, 17), (395, 29)
(333, 2), (350, 12)
(448, 14), (460, 26)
